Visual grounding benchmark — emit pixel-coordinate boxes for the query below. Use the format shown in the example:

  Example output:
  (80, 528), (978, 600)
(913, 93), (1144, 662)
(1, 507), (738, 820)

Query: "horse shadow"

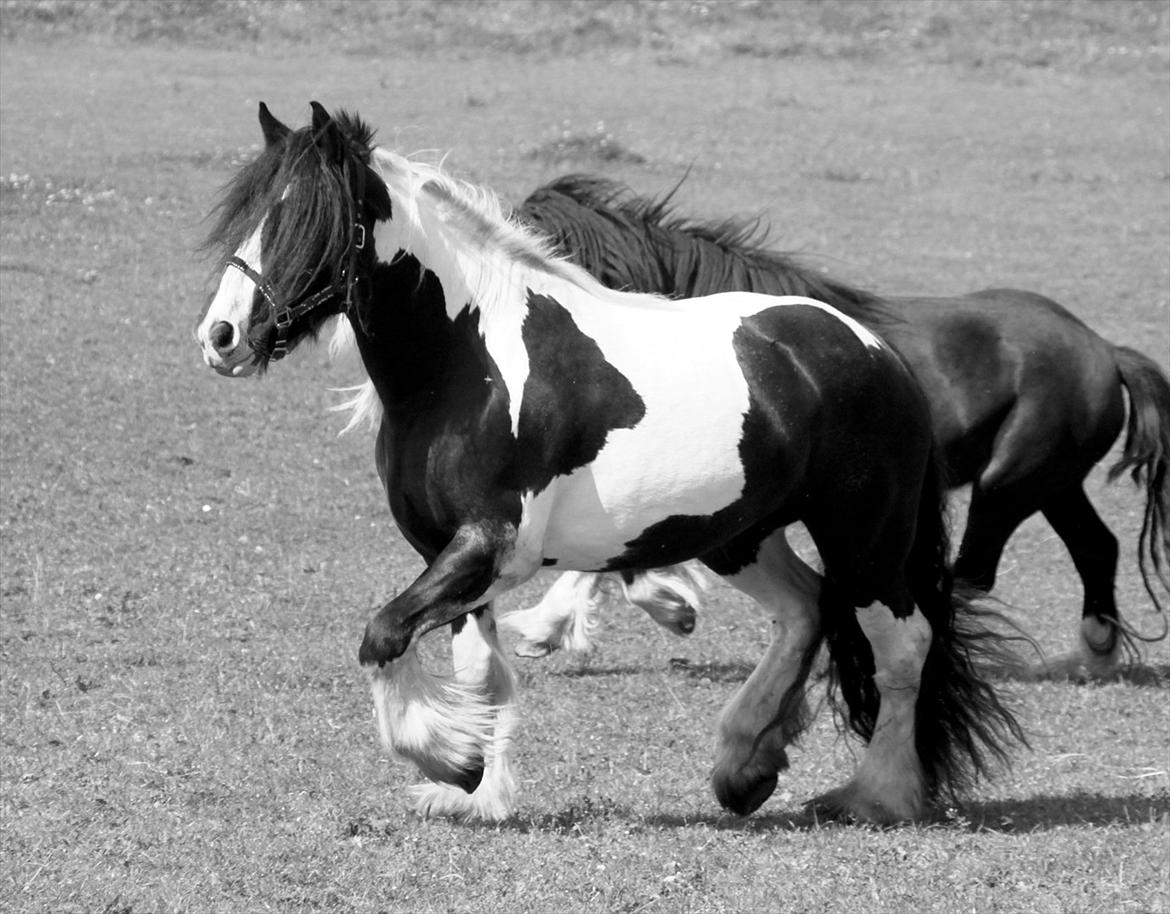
(497, 791), (1168, 835)
(546, 659), (755, 683)
(990, 659), (1170, 687)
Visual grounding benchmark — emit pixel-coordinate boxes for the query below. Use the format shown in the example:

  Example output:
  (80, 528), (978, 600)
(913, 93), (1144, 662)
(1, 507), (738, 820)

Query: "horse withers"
(195, 102), (1023, 824)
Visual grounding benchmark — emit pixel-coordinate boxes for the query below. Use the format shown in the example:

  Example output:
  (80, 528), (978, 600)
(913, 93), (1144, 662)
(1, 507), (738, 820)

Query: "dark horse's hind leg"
(952, 483), (1038, 594)
(956, 479), (1124, 675)
(1042, 487), (1123, 667)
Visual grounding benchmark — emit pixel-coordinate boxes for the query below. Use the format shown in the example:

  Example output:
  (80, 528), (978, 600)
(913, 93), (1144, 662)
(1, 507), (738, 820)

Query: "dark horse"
(507, 174), (1170, 675)
(196, 103), (1023, 824)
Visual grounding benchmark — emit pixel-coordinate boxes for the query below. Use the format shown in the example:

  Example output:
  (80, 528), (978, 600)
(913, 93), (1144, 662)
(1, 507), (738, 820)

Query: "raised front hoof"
(808, 783), (926, 826)
(712, 760), (784, 817)
(359, 621), (409, 667)
(412, 755), (485, 794)
(513, 638), (553, 659)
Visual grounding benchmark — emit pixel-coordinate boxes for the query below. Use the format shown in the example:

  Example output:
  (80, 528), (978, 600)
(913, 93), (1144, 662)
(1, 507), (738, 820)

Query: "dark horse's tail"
(825, 449), (1028, 803)
(1109, 345), (1170, 615)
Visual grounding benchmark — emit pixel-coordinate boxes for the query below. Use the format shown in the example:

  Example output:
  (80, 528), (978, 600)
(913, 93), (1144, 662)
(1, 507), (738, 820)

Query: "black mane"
(516, 174), (890, 325)
(202, 109), (379, 308)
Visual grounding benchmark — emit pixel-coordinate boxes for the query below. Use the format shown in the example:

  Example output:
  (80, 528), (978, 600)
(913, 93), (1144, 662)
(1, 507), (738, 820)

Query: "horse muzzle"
(199, 320), (262, 377)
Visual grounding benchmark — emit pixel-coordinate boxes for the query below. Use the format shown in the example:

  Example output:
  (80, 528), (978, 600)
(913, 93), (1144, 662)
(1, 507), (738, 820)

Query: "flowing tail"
(827, 450), (1028, 803)
(1109, 345), (1170, 618)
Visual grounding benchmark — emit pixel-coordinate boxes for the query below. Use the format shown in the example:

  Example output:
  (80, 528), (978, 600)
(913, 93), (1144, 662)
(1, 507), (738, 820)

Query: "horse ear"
(309, 100), (345, 163)
(258, 102), (289, 146)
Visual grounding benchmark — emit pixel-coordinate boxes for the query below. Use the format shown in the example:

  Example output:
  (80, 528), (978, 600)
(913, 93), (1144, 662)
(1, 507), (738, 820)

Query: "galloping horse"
(195, 103), (1022, 824)
(504, 175), (1170, 676)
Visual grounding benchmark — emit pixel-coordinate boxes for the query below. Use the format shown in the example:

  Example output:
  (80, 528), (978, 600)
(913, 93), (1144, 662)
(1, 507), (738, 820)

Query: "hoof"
(645, 602), (697, 637)
(453, 763), (485, 794)
(809, 783), (925, 826)
(712, 754), (785, 816)
(514, 638), (553, 659)
(1081, 616), (1119, 657)
(411, 753), (485, 792)
(673, 605), (697, 635)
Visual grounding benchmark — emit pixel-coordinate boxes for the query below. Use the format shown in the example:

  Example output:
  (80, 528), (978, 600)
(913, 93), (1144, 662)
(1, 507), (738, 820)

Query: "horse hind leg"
(500, 572), (604, 657)
(500, 565), (707, 659)
(618, 563), (707, 636)
(707, 530), (823, 816)
(1041, 487), (1126, 679)
(814, 599), (932, 824)
(953, 482), (1038, 594)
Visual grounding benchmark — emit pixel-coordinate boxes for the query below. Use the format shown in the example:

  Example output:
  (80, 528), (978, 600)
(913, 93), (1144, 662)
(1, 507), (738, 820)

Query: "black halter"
(227, 157), (369, 361)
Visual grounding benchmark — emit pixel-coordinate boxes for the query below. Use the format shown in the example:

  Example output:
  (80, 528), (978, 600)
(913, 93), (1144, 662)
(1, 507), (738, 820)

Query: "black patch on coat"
(605, 305), (899, 576)
(509, 290), (646, 494)
(362, 253), (521, 558)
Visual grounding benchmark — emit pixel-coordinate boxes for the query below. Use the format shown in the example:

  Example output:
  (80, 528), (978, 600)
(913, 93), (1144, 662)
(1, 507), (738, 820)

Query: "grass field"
(1, 2), (1168, 912)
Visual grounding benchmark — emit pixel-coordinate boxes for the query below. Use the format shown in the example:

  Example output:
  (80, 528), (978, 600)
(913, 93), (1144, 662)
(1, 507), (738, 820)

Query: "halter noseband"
(227, 157), (370, 362)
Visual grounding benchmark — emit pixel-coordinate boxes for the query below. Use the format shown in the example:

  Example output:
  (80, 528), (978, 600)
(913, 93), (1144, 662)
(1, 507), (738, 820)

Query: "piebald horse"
(195, 103), (1022, 824)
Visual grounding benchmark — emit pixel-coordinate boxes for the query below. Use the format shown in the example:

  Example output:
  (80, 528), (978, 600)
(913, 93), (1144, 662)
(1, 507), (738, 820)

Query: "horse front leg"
(362, 522), (527, 808)
(359, 522), (514, 666)
(408, 605), (520, 821)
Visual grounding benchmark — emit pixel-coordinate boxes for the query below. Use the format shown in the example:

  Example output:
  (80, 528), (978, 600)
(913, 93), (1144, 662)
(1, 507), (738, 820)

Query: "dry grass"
(1, 3), (1168, 912)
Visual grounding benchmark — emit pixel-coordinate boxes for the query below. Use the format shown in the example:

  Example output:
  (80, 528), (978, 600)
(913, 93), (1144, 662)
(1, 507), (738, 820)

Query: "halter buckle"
(354, 223), (366, 252)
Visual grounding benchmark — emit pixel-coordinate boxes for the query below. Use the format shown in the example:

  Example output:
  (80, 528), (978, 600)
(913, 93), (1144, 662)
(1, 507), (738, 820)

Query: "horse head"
(195, 102), (391, 375)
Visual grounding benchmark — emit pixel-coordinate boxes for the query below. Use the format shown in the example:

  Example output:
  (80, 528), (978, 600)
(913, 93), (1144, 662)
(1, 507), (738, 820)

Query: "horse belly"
(540, 388), (751, 569)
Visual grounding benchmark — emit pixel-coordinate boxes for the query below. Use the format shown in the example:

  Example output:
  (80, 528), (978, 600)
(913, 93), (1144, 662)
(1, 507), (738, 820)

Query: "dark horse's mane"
(515, 173), (894, 327)
(201, 109), (378, 308)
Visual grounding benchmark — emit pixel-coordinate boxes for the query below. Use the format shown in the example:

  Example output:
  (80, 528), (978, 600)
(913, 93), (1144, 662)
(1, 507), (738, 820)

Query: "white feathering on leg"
(500, 572), (604, 656)
(367, 645), (497, 789)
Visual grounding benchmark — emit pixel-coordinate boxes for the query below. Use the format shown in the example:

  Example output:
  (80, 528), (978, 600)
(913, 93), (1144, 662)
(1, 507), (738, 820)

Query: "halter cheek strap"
(225, 255), (345, 360)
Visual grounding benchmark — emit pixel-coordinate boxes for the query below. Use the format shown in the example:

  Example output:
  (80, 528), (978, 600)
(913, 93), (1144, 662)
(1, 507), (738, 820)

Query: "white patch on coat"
(841, 601), (932, 820)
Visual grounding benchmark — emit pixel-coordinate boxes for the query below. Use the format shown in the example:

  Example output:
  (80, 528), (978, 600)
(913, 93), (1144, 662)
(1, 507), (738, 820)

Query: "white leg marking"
(834, 601), (932, 822)
(367, 643), (497, 788)
(407, 608), (519, 822)
(712, 532), (821, 810)
(500, 572), (603, 657)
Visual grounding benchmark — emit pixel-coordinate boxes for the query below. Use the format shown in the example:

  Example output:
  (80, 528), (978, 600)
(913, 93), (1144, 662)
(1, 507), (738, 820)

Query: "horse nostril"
(209, 321), (236, 353)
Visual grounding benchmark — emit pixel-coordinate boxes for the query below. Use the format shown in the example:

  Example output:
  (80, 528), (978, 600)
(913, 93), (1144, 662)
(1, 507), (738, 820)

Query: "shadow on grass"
(957, 791), (1170, 831)
(499, 791), (1169, 836)
(990, 660), (1170, 688)
(547, 660), (755, 682)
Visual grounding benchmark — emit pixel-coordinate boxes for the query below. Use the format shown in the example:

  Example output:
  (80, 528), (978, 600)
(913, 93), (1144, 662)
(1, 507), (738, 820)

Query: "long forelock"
(204, 111), (377, 301)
